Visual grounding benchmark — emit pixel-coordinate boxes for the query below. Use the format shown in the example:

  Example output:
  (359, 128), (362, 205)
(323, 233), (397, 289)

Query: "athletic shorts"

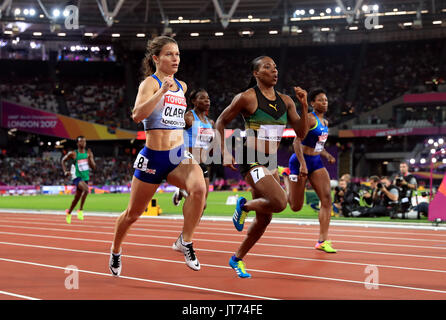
(133, 145), (190, 184)
(72, 177), (88, 186)
(289, 153), (324, 177)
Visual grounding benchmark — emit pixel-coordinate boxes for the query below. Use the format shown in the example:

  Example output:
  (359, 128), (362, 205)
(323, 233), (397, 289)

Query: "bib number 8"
(133, 153), (149, 171)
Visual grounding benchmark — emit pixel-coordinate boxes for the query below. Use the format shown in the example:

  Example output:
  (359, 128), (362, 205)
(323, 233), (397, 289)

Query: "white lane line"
(0, 210), (444, 231)
(1, 224), (446, 261)
(1, 231), (446, 274)
(3, 216), (446, 243)
(0, 290), (40, 300)
(1, 241), (446, 296)
(0, 219), (445, 250)
(0, 255), (277, 300)
(3, 215), (446, 242)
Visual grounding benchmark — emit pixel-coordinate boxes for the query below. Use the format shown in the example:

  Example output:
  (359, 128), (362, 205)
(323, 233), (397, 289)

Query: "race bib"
(314, 132), (328, 152)
(257, 125), (285, 142)
(195, 127), (215, 149)
(161, 94), (187, 127)
(77, 159), (89, 172)
(133, 153), (150, 171)
(250, 167), (266, 184)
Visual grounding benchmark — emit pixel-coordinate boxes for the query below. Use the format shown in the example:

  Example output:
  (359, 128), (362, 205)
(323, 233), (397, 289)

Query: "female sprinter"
(282, 88), (337, 253)
(172, 88), (214, 211)
(109, 36), (206, 276)
(215, 56), (309, 278)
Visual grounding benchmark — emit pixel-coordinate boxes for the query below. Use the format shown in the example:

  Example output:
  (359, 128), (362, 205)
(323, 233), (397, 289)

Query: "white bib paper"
(77, 159), (89, 172)
(133, 153), (150, 171)
(314, 132), (328, 152)
(250, 167), (266, 184)
(161, 94), (187, 127)
(195, 127), (215, 149)
(257, 125), (285, 142)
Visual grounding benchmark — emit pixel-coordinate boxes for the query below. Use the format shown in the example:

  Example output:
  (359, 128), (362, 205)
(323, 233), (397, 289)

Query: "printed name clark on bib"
(162, 94), (187, 127)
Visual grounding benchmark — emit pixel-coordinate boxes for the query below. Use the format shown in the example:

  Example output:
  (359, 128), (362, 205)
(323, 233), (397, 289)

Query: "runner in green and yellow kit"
(61, 136), (96, 224)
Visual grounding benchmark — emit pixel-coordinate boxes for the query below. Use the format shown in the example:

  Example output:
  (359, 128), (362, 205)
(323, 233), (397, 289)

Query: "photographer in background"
(333, 179), (347, 216)
(340, 173), (361, 214)
(352, 176), (399, 217)
(394, 162), (418, 213)
(362, 176), (380, 208)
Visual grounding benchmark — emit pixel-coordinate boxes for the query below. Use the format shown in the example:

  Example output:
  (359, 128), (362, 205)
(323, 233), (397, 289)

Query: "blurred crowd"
(63, 82), (128, 128)
(1, 39), (444, 131)
(0, 156), (133, 186)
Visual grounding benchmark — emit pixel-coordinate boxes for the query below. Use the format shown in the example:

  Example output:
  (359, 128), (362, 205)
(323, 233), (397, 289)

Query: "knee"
(124, 209), (140, 224)
(270, 194), (288, 213)
(187, 183), (207, 201)
(320, 194), (332, 208)
(290, 202), (303, 212)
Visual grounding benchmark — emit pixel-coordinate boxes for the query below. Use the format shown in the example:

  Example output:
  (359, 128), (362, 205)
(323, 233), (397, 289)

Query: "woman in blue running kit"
(172, 88), (214, 212)
(282, 88), (337, 253)
(109, 36), (207, 276)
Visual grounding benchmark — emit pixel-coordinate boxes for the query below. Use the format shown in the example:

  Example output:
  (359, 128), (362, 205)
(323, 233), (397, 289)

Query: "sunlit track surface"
(0, 212), (446, 300)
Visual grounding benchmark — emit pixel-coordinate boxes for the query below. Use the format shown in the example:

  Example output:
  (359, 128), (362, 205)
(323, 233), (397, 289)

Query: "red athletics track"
(1, 211), (446, 300)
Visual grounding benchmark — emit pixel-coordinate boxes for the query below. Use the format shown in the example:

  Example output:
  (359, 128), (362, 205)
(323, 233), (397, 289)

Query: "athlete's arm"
(87, 148), (96, 171)
(184, 110), (194, 129)
(292, 138), (308, 177)
(285, 87), (309, 140)
(215, 91), (252, 170)
(132, 76), (175, 123)
(61, 151), (75, 176)
(320, 149), (336, 164)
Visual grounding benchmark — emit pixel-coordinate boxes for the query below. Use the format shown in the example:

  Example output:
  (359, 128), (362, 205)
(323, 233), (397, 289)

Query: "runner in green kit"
(61, 136), (96, 224)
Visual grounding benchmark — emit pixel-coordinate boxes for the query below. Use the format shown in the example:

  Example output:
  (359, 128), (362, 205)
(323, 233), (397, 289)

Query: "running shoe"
(172, 188), (187, 206)
(172, 234), (182, 252)
(229, 256), (251, 278)
(310, 203), (320, 212)
(109, 251), (122, 276)
(315, 240), (337, 253)
(172, 235), (200, 271)
(233, 196), (248, 232)
(65, 209), (71, 224)
(277, 166), (291, 177)
(77, 209), (84, 221)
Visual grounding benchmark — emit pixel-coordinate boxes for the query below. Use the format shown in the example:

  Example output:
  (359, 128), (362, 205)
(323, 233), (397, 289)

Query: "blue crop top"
(301, 112), (328, 152)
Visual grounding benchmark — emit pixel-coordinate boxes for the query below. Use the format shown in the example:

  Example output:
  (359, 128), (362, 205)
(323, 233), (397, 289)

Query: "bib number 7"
(250, 167), (266, 184)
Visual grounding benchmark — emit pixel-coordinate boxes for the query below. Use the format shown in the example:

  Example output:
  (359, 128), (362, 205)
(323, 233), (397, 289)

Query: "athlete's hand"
(326, 154), (336, 164)
(299, 164), (308, 179)
(294, 87), (308, 110)
(64, 171), (70, 177)
(161, 75), (175, 93)
(223, 152), (237, 171)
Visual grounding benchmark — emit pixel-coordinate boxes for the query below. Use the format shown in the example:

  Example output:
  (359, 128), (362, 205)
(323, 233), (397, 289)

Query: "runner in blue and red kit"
(280, 88), (337, 253)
